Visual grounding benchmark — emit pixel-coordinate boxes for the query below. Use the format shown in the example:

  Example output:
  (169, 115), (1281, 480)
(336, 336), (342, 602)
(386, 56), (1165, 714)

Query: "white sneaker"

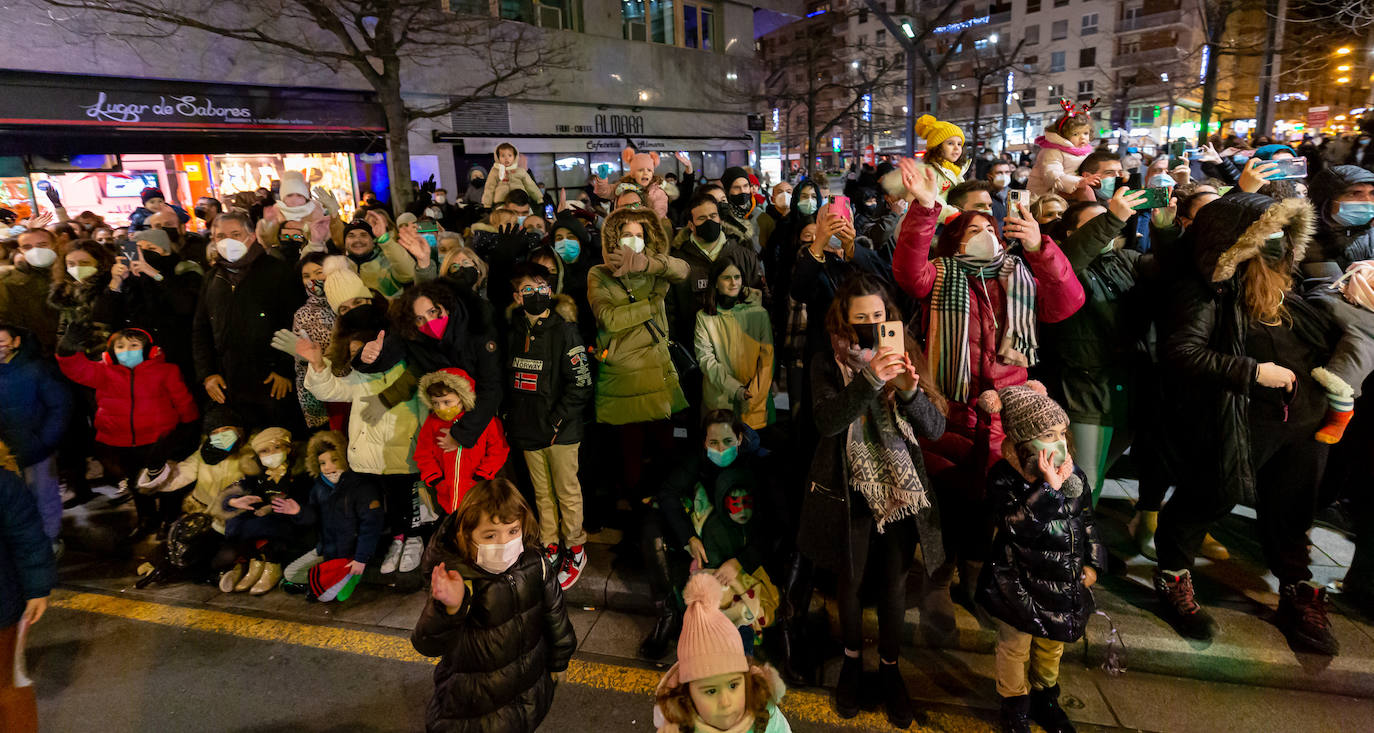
(379, 538), (404, 574)
(399, 536), (424, 573)
(558, 545), (587, 591)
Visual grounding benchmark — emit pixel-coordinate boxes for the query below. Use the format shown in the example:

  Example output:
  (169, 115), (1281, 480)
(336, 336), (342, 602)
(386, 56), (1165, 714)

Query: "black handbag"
(619, 277), (698, 378)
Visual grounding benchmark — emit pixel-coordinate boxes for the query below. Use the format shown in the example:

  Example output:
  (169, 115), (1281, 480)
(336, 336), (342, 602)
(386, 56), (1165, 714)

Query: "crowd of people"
(3, 103), (1374, 732)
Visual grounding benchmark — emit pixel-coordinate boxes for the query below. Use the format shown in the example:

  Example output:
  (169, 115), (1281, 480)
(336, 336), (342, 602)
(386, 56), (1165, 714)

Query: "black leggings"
(838, 514), (916, 662)
(1156, 419), (1328, 583)
(372, 473), (420, 538)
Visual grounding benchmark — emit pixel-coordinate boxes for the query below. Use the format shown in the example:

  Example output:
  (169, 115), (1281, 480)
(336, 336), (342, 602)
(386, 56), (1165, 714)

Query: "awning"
(452, 135), (754, 154)
(0, 70), (387, 155)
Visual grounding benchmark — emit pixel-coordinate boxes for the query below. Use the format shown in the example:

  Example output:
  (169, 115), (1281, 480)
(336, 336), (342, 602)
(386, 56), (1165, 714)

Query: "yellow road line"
(50, 589), (990, 731)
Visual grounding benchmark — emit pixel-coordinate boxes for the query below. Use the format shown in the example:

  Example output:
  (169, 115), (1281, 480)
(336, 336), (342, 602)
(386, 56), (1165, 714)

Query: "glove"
(612, 249), (650, 277)
(359, 394), (388, 425)
(313, 186), (341, 218)
(270, 329), (303, 359)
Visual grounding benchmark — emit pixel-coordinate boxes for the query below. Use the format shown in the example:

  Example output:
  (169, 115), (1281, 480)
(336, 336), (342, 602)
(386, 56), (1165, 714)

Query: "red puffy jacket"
(57, 343), (198, 448)
(414, 414), (510, 514)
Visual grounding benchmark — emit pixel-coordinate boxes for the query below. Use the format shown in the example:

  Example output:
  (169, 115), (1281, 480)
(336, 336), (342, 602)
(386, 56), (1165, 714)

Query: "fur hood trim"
(305, 430), (349, 477)
(601, 206), (671, 258)
(503, 293), (578, 324)
(1212, 197), (1315, 282)
(418, 367), (477, 412)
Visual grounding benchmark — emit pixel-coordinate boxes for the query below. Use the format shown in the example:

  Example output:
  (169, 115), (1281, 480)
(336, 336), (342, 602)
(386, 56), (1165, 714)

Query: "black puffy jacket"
(976, 461), (1107, 643)
(412, 512), (576, 733)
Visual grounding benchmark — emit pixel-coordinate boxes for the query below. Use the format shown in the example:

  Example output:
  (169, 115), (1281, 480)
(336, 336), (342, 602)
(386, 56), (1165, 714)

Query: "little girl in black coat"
(411, 477), (576, 733)
(974, 381), (1107, 733)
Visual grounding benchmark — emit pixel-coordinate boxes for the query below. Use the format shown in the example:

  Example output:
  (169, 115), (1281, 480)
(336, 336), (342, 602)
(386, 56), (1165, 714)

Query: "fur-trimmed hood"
(601, 206), (671, 259)
(305, 430), (349, 477)
(417, 367), (477, 412)
(503, 293), (579, 324)
(1186, 193), (1315, 282)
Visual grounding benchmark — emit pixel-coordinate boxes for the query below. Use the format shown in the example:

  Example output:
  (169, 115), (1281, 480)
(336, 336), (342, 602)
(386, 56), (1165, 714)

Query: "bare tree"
(32, 0), (575, 208)
(962, 38), (1028, 150)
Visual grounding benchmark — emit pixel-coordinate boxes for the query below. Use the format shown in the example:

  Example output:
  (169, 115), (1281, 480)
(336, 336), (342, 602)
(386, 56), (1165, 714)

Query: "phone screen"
(417, 221), (440, 234)
(1269, 157), (1308, 180)
(1130, 186), (1172, 211)
(121, 240), (141, 262)
(1169, 140), (1186, 157)
(545, 204), (555, 219)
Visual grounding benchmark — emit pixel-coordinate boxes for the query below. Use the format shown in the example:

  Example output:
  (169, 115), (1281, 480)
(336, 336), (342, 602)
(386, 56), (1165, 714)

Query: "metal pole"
(1256, 0), (1285, 136)
(907, 47), (917, 156)
(1165, 93), (1175, 148)
(1001, 83), (1010, 152)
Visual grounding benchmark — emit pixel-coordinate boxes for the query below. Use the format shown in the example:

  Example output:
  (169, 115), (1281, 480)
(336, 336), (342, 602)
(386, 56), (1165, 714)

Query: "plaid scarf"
(833, 343), (930, 533)
(927, 254), (1039, 402)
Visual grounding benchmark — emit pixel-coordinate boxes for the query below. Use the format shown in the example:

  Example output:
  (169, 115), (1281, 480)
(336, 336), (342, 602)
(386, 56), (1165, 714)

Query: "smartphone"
(1130, 186), (1172, 211)
(827, 195), (853, 221)
(1268, 157), (1308, 180)
(120, 239), (141, 262)
(1008, 189), (1030, 212)
(544, 204), (555, 219)
(417, 220), (440, 235)
(877, 321), (904, 354)
(1169, 140), (1186, 158)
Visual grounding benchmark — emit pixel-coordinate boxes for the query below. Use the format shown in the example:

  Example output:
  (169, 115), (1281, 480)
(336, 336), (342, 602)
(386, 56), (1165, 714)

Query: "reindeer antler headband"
(1055, 98), (1098, 133)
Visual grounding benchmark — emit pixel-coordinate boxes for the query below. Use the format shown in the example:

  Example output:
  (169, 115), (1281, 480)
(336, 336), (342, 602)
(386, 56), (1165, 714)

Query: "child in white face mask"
(412, 478), (577, 732)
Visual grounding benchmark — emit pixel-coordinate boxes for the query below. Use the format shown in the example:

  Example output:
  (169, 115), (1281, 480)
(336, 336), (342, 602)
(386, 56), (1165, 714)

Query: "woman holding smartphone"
(797, 273), (947, 728)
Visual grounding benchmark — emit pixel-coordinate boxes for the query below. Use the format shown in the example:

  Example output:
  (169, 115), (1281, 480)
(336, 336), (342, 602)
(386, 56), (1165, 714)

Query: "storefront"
(440, 99), (755, 191)
(0, 70), (385, 226)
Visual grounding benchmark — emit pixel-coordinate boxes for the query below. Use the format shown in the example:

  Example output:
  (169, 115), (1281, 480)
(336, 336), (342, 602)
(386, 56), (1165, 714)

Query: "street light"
(901, 21), (915, 38)
(1338, 47), (1353, 55)
(988, 33), (998, 44)
(1339, 65), (1352, 72)
(1339, 76), (1351, 83)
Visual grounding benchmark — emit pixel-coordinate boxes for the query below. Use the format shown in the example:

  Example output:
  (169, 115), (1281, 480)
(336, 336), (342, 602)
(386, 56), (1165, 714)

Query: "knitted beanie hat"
(1254, 144), (1296, 161)
(141, 187), (165, 205)
(324, 268), (372, 313)
(249, 427), (292, 453)
(977, 380), (1068, 443)
(915, 114), (964, 151)
(675, 573), (747, 684)
(280, 171), (310, 202)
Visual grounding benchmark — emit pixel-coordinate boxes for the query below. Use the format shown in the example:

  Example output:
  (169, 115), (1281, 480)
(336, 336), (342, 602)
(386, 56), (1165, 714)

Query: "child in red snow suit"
(414, 367), (510, 515)
(56, 328), (199, 536)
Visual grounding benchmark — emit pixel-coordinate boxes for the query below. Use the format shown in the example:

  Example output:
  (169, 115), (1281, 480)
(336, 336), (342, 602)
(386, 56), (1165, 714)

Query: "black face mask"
(347, 247), (378, 266)
(728, 192), (753, 211)
(521, 291), (552, 316)
(160, 227), (181, 245)
(193, 207), (208, 220)
(694, 219), (722, 244)
(448, 265), (480, 293)
(142, 249), (179, 272)
(862, 202), (879, 216)
(471, 177), (486, 188)
(851, 322), (880, 350)
(200, 443), (232, 465)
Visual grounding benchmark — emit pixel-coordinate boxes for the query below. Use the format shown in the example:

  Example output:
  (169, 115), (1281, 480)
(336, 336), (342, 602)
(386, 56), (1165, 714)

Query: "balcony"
(1111, 46), (1181, 69)
(1116, 9), (1186, 33)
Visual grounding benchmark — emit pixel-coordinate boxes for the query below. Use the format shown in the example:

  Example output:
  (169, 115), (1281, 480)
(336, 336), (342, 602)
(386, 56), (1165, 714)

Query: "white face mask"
(993, 174), (1011, 188)
(67, 264), (98, 282)
(23, 246), (56, 268)
(960, 230), (1002, 262)
(475, 534), (524, 574)
(260, 452), (286, 469)
(321, 468), (343, 484)
(216, 237), (249, 262)
(433, 195), (447, 204)
(619, 235), (645, 254)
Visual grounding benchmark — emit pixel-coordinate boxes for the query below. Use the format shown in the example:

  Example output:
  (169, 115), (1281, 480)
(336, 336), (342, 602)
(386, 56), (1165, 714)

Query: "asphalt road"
(27, 600), (1008, 733)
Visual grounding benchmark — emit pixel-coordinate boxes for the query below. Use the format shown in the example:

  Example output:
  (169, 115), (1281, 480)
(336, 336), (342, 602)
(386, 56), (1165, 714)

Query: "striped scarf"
(927, 254), (1039, 402)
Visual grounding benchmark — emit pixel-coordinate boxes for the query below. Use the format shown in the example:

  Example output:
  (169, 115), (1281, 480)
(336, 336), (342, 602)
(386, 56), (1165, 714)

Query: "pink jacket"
(892, 202), (1085, 404)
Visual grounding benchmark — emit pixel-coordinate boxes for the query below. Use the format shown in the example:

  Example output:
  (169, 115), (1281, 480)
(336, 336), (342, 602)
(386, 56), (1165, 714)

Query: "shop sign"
(459, 136), (752, 154)
(501, 101), (745, 140)
(1307, 106), (1330, 129)
(0, 71), (385, 132)
(183, 162), (203, 181)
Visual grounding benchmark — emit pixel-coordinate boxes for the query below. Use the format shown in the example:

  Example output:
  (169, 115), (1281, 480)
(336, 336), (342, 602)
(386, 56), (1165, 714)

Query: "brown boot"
(234, 559), (265, 592)
(219, 563), (244, 593)
(250, 562), (282, 595)
(922, 562), (958, 634)
(1200, 534), (1230, 561)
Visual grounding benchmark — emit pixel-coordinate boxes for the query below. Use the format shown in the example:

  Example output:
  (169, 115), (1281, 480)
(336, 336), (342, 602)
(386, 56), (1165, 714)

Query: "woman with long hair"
(796, 273), (947, 728)
(1151, 193), (1343, 657)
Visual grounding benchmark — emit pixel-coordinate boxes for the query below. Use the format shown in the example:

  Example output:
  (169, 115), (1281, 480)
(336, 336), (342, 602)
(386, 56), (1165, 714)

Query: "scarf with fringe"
(927, 253), (1038, 402)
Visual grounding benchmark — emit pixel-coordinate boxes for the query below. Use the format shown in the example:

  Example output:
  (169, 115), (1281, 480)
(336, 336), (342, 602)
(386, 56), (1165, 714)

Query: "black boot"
(879, 660), (914, 729)
(1029, 684), (1075, 733)
(999, 694), (1032, 733)
(1278, 580), (1340, 656)
(638, 600), (680, 660)
(833, 653), (862, 719)
(1153, 568), (1215, 641)
(776, 552), (816, 686)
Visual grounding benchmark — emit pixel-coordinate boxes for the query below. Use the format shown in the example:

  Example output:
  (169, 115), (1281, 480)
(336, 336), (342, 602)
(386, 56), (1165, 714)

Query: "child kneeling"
(653, 573), (791, 733)
(976, 382), (1106, 733)
(276, 431), (384, 602)
(412, 478), (575, 732)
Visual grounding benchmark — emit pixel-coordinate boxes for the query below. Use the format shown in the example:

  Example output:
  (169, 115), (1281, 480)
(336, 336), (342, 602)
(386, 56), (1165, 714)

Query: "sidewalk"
(56, 475), (1374, 700)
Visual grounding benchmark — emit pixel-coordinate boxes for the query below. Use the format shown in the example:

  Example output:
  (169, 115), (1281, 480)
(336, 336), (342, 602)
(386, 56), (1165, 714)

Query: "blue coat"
(0, 344), (72, 468)
(1, 467), (56, 627)
(292, 471), (384, 564)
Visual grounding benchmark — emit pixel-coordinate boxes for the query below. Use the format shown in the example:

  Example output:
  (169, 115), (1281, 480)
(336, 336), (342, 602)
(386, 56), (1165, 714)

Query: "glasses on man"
(519, 284), (551, 296)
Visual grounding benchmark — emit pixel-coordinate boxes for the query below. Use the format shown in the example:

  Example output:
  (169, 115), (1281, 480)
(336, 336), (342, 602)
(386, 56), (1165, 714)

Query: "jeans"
(21, 457), (60, 541)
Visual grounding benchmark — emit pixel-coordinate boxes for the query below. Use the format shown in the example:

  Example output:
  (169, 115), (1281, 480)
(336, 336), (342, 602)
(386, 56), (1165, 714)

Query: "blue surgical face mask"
(797, 198), (818, 216)
(553, 237), (580, 263)
(516, 215), (528, 227)
(1148, 174), (1176, 189)
(1233, 155), (1249, 166)
(208, 431), (237, 451)
(114, 349), (144, 369)
(1097, 176), (1117, 197)
(1334, 201), (1374, 228)
(422, 233), (438, 249)
(707, 444), (738, 468)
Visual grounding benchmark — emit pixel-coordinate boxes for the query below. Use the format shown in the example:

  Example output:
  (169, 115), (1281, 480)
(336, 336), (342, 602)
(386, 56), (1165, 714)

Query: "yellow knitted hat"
(915, 114), (965, 152)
